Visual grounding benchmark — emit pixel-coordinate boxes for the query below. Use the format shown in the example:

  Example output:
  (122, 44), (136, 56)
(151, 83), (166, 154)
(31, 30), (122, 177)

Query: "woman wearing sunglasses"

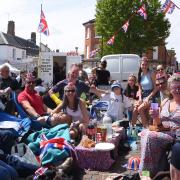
(140, 73), (180, 178)
(51, 83), (89, 141)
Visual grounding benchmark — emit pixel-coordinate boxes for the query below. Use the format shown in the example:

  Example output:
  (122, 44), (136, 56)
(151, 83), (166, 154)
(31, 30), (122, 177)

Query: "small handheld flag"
(38, 8), (49, 36)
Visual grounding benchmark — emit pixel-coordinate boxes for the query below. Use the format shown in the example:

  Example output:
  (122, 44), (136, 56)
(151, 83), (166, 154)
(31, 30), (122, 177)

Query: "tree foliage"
(95, 0), (171, 56)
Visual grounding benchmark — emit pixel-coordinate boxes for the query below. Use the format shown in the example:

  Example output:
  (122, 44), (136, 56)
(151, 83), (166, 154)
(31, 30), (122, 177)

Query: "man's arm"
(43, 103), (52, 114)
(20, 100), (39, 117)
(90, 85), (107, 98)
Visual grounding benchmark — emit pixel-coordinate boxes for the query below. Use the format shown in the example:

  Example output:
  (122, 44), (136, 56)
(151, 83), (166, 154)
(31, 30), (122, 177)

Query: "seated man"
(47, 63), (104, 108)
(0, 64), (19, 114)
(17, 73), (71, 127)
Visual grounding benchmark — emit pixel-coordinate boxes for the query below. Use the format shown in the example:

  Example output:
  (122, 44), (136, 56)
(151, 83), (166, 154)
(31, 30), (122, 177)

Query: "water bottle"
(131, 127), (138, 141)
(104, 123), (112, 140)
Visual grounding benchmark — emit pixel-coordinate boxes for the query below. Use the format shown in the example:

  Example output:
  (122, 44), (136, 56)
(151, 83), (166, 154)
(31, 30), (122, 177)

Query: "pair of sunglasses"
(65, 89), (75, 93)
(27, 81), (35, 84)
(156, 81), (166, 86)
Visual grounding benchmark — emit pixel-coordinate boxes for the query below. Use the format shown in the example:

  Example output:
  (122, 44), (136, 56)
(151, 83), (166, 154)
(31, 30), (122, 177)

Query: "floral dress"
(140, 99), (180, 177)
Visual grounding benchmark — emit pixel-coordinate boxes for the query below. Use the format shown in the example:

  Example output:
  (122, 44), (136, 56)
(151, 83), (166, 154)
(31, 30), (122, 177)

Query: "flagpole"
(38, 4), (42, 78)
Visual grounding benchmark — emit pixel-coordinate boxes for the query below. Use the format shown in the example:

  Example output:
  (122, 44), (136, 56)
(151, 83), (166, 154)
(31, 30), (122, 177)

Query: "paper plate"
(95, 142), (115, 151)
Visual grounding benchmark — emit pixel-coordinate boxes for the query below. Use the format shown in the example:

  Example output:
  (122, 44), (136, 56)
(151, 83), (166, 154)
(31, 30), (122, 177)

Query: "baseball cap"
(111, 81), (122, 90)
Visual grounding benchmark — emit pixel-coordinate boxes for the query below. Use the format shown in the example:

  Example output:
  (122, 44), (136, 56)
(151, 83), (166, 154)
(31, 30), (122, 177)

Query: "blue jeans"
(171, 142), (180, 170)
(0, 160), (18, 180)
(127, 110), (132, 121)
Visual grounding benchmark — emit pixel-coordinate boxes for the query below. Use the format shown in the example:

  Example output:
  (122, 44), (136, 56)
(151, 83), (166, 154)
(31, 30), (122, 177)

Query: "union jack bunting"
(137, 4), (147, 20)
(161, 0), (176, 14)
(107, 35), (115, 45)
(34, 167), (48, 179)
(38, 9), (50, 36)
(90, 48), (100, 58)
(122, 21), (129, 33)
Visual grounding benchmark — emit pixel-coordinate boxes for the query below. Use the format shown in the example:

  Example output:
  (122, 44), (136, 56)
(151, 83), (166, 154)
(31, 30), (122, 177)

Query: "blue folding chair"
(12, 91), (28, 119)
(12, 91), (42, 130)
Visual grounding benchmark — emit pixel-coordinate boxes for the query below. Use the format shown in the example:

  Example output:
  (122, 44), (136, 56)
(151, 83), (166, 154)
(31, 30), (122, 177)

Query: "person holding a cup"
(140, 73), (180, 177)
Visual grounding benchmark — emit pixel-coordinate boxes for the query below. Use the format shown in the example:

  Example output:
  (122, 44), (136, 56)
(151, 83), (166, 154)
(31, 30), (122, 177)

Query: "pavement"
(82, 138), (141, 180)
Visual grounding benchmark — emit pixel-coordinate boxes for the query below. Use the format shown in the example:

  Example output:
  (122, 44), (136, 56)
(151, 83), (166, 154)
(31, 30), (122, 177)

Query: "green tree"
(95, 0), (171, 56)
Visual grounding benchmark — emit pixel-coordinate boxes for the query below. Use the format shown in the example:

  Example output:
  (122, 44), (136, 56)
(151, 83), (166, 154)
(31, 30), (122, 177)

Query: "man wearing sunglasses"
(18, 73), (71, 127)
(155, 73), (169, 103)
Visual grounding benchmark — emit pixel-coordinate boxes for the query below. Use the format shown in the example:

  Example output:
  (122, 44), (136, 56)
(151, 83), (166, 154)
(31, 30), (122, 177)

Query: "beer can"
(96, 133), (102, 143)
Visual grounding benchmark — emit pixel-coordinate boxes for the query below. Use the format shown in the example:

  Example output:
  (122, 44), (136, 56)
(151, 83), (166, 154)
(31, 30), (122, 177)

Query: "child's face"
(128, 77), (135, 86)
(113, 87), (121, 95)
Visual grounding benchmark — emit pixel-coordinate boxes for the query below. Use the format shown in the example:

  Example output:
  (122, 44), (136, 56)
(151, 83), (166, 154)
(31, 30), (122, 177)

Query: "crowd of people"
(0, 58), (179, 179)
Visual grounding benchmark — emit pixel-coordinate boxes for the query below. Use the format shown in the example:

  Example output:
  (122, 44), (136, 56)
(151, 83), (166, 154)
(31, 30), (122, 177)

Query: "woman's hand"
(149, 108), (159, 119)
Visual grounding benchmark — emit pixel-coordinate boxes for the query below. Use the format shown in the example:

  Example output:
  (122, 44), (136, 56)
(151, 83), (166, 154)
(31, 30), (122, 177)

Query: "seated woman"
(132, 57), (157, 128)
(51, 83), (90, 141)
(140, 73), (180, 178)
(124, 74), (139, 123)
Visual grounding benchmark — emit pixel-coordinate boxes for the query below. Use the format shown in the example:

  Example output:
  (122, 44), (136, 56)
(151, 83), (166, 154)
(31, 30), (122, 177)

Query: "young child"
(124, 74), (139, 122)
(96, 81), (132, 123)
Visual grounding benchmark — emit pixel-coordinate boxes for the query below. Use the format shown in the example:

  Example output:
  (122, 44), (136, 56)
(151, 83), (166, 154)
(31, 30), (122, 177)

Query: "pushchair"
(90, 101), (109, 121)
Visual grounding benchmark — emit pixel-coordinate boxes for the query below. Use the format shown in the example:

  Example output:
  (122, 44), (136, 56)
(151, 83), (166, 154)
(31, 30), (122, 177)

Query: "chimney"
(7, 21), (15, 36)
(56, 49), (59, 52)
(31, 32), (36, 44)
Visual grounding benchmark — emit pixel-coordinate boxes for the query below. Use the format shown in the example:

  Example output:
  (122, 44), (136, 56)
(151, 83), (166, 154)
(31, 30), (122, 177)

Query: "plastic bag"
(11, 143), (40, 166)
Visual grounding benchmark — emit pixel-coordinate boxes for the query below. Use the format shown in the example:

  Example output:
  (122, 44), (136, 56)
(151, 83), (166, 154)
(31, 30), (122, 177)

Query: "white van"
(101, 54), (140, 82)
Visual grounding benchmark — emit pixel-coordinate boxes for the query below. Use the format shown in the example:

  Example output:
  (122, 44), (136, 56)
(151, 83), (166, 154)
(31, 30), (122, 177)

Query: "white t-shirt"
(34, 86), (46, 94)
(66, 105), (83, 122)
(101, 92), (132, 120)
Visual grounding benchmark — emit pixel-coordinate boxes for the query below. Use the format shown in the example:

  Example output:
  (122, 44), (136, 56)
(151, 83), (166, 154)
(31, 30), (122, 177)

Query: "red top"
(18, 87), (45, 115)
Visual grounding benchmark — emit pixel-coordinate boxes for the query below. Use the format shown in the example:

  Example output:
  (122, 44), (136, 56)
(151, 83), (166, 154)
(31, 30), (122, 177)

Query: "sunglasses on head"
(65, 89), (75, 93)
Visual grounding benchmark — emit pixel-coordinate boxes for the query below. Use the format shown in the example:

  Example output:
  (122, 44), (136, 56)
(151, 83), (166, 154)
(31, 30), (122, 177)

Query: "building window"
(94, 31), (102, 39)
(153, 46), (158, 60)
(12, 48), (16, 60)
(86, 27), (90, 39)
(86, 46), (89, 59)
(22, 50), (26, 59)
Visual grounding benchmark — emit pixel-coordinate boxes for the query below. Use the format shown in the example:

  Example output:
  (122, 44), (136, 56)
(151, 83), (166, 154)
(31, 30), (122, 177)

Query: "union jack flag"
(137, 4), (147, 20)
(161, 0), (176, 14)
(38, 9), (50, 36)
(107, 35), (115, 45)
(122, 21), (129, 33)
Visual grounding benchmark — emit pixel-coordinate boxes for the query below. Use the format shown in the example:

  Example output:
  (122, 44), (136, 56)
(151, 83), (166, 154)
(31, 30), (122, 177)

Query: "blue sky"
(0, 0), (180, 62)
